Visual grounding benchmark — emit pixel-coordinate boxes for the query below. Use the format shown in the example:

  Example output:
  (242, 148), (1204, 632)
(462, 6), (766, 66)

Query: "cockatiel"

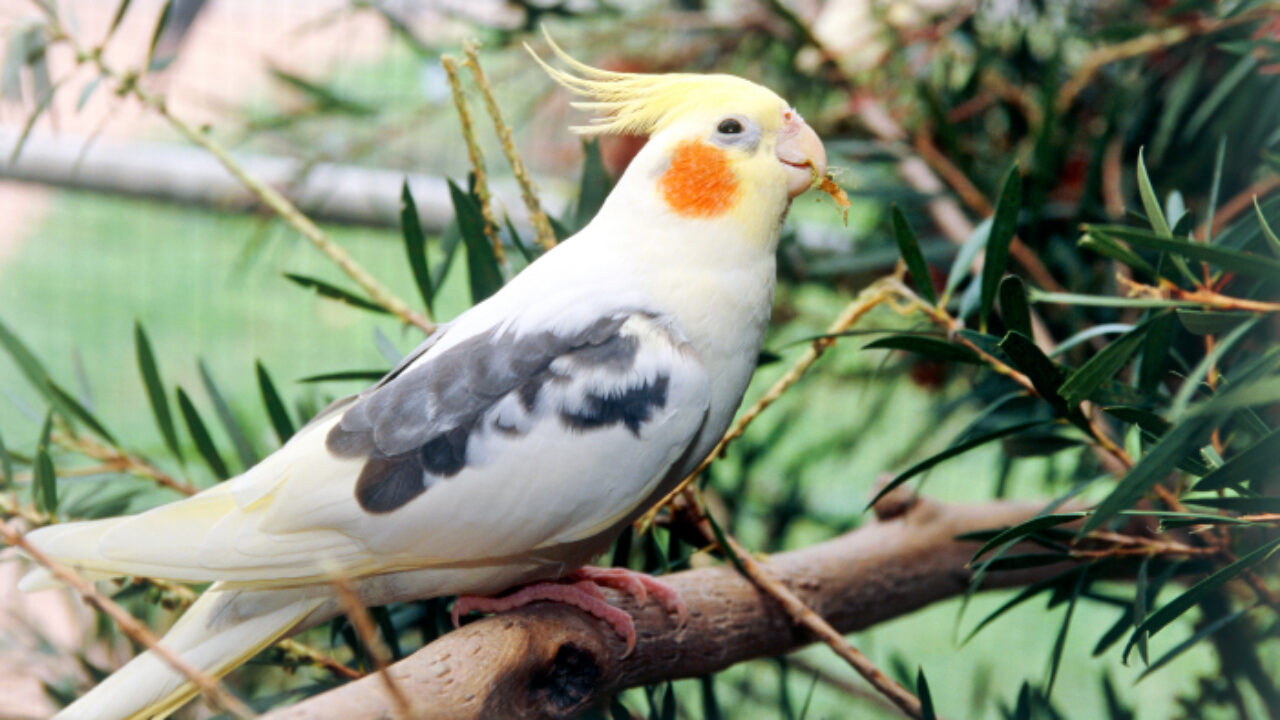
(18, 38), (827, 719)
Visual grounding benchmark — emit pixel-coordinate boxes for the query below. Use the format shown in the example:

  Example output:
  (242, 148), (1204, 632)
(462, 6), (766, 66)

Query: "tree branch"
(261, 496), (1077, 720)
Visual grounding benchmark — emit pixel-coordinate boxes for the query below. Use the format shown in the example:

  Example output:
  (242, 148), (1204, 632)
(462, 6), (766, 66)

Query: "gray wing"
(325, 311), (679, 513)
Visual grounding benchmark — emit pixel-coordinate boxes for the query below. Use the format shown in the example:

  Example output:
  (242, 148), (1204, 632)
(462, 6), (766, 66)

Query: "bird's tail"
(53, 582), (329, 720)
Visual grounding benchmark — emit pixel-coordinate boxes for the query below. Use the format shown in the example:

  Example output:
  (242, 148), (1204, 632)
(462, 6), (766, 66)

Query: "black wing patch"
(327, 314), (675, 514)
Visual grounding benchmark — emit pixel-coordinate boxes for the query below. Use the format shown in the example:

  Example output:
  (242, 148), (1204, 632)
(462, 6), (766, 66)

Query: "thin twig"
(1197, 174), (1280, 241)
(441, 52), (506, 267)
(0, 522), (256, 719)
(58, 28), (433, 332)
(683, 492), (930, 720)
(330, 576), (412, 719)
(462, 42), (558, 250)
(55, 432), (199, 496)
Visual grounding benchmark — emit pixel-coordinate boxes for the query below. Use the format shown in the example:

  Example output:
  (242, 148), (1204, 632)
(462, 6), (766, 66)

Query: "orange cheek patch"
(658, 140), (739, 218)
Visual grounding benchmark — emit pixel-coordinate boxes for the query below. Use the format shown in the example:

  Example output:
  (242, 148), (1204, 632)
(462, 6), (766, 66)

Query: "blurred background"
(0, 1), (1277, 718)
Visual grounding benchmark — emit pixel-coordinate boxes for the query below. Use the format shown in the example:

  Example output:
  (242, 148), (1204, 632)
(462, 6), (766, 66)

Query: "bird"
(17, 36), (828, 720)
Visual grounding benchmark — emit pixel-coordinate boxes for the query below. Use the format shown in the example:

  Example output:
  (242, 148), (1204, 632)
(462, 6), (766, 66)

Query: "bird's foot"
(567, 566), (688, 627)
(451, 568), (686, 656)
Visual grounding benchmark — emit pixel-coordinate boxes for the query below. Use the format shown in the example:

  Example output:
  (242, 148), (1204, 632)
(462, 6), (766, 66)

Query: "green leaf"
(299, 369), (389, 384)
(1138, 312), (1177, 393)
(1137, 606), (1254, 682)
(1176, 310), (1256, 336)
(1136, 148), (1171, 238)
(448, 180), (503, 304)
(0, 424), (12, 490)
(890, 204), (936, 305)
(176, 387), (229, 481)
(1081, 412), (1217, 535)
(917, 668), (937, 720)
(1183, 495), (1280, 513)
(1046, 567), (1087, 697)
(998, 275), (1031, 338)
(1058, 319), (1155, 406)
(32, 411), (56, 516)
(47, 376), (116, 445)
(135, 322), (183, 464)
(1192, 427), (1280, 491)
(999, 332), (1071, 415)
(863, 335), (980, 364)
(1254, 197), (1280, 258)
(965, 569), (1082, 644)
(145, 0), (175, 71)
(970, 513), (1089, 564)
(256, 361), (296, 445)
(1170, 317), (1260, 418)
(981, 165), (1022, 329)
(1132, 555), (1150, 664)
(1028, 289), (1196, 309)
(870, 420), (1053, 508)
(943, 217), (991, 302)
(0, 316), (53, 400)
(283, 273), (389, 315)
(1077, 233), (1157, 277)
(106, 0), (132, 44)
(198, 359), (258, 469)
(575, 139), (611, 230)
(1085, 225), (1280, 280)
(1124, 536), (1280, 660)
(504, 215), (533, 264)
(400, 181), (434, 315)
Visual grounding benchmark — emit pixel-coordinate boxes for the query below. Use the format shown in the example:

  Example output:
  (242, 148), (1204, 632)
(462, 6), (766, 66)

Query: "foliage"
(1, 0), (1278, 718)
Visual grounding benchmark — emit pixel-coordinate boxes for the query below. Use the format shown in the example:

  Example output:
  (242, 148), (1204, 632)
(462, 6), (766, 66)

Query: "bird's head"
(531, 37), (827, 231)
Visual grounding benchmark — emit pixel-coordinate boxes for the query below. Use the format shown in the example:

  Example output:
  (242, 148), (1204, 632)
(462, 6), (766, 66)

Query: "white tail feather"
(53, 583), (329, 720)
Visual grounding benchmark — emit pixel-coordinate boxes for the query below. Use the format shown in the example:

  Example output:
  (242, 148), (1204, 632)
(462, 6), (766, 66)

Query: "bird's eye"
(717, 118), (743, 135)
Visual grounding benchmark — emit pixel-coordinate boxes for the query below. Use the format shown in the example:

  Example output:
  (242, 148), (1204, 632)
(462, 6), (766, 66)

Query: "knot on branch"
(529, 644), (603, 713)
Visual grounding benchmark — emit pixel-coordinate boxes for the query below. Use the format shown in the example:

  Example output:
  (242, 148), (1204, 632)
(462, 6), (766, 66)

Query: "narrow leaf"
(33, 411), (56, 516)
(1058, 320), (1154, 406)
(0, 425), (12, 490)
(1137, 606), (1253, 681)
(944, 217), (991, 302)
(299, 370), (388, 384)
(870, 420), (1053, 507)
(863, 335), (980, 364)
(1136, 148), (1171, 238)
(981, 165), (1022, 328)
(176, 387), (229, 480)
(1170, 318), (1260, 418)
(999, 332), (1069, 413)
(448, 180), (503, 304)
(47, 377), (116, 445)
(970, 513), (1089, 564)
(917, 668), (937, 720)
(0, 316), (52, 399)
(890, 205), (936, 304)
(1077, 233), (1156, 277)
(1085, 225), (1280, 280)
(575, 139), (611, 230)
(198, 359), (258, 469)
(145, 0), (175, 71)
(1124, 536), (1280, 659)
(283, 273), (389, 314)
(1138, 312), (1177, 393)
(1255, 197), (1280, 258)
(999, 275), (1032, 338)
(106, 0), (133, 43)
(1046, 567), (1087, 697)
(1192, 427), (1280, 491)
(256, 361), (295, 444)
(400, 181), (434, 315)
(1183, 495), (1280, 513)
(135, 322), (183, 463)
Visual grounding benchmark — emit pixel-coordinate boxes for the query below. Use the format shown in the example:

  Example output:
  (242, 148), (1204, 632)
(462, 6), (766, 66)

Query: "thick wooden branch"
(260, 496), (1074, 720)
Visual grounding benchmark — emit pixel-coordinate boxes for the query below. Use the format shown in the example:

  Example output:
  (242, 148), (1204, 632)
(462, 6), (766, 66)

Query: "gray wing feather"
(326, 312), (657, 513)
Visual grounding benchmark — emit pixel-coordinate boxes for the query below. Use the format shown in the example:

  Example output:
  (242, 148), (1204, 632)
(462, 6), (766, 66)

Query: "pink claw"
(451, 567), (688, 655)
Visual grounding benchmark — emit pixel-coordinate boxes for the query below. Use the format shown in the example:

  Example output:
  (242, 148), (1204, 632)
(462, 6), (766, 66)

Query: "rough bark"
(261, 496), (1075, 720)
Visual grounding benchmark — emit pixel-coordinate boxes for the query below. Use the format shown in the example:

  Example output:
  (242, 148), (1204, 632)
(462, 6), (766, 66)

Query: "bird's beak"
(776, 111), (827, 198)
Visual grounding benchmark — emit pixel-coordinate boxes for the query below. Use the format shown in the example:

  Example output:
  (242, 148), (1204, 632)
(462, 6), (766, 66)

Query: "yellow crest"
(527, 31), (786, 137)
